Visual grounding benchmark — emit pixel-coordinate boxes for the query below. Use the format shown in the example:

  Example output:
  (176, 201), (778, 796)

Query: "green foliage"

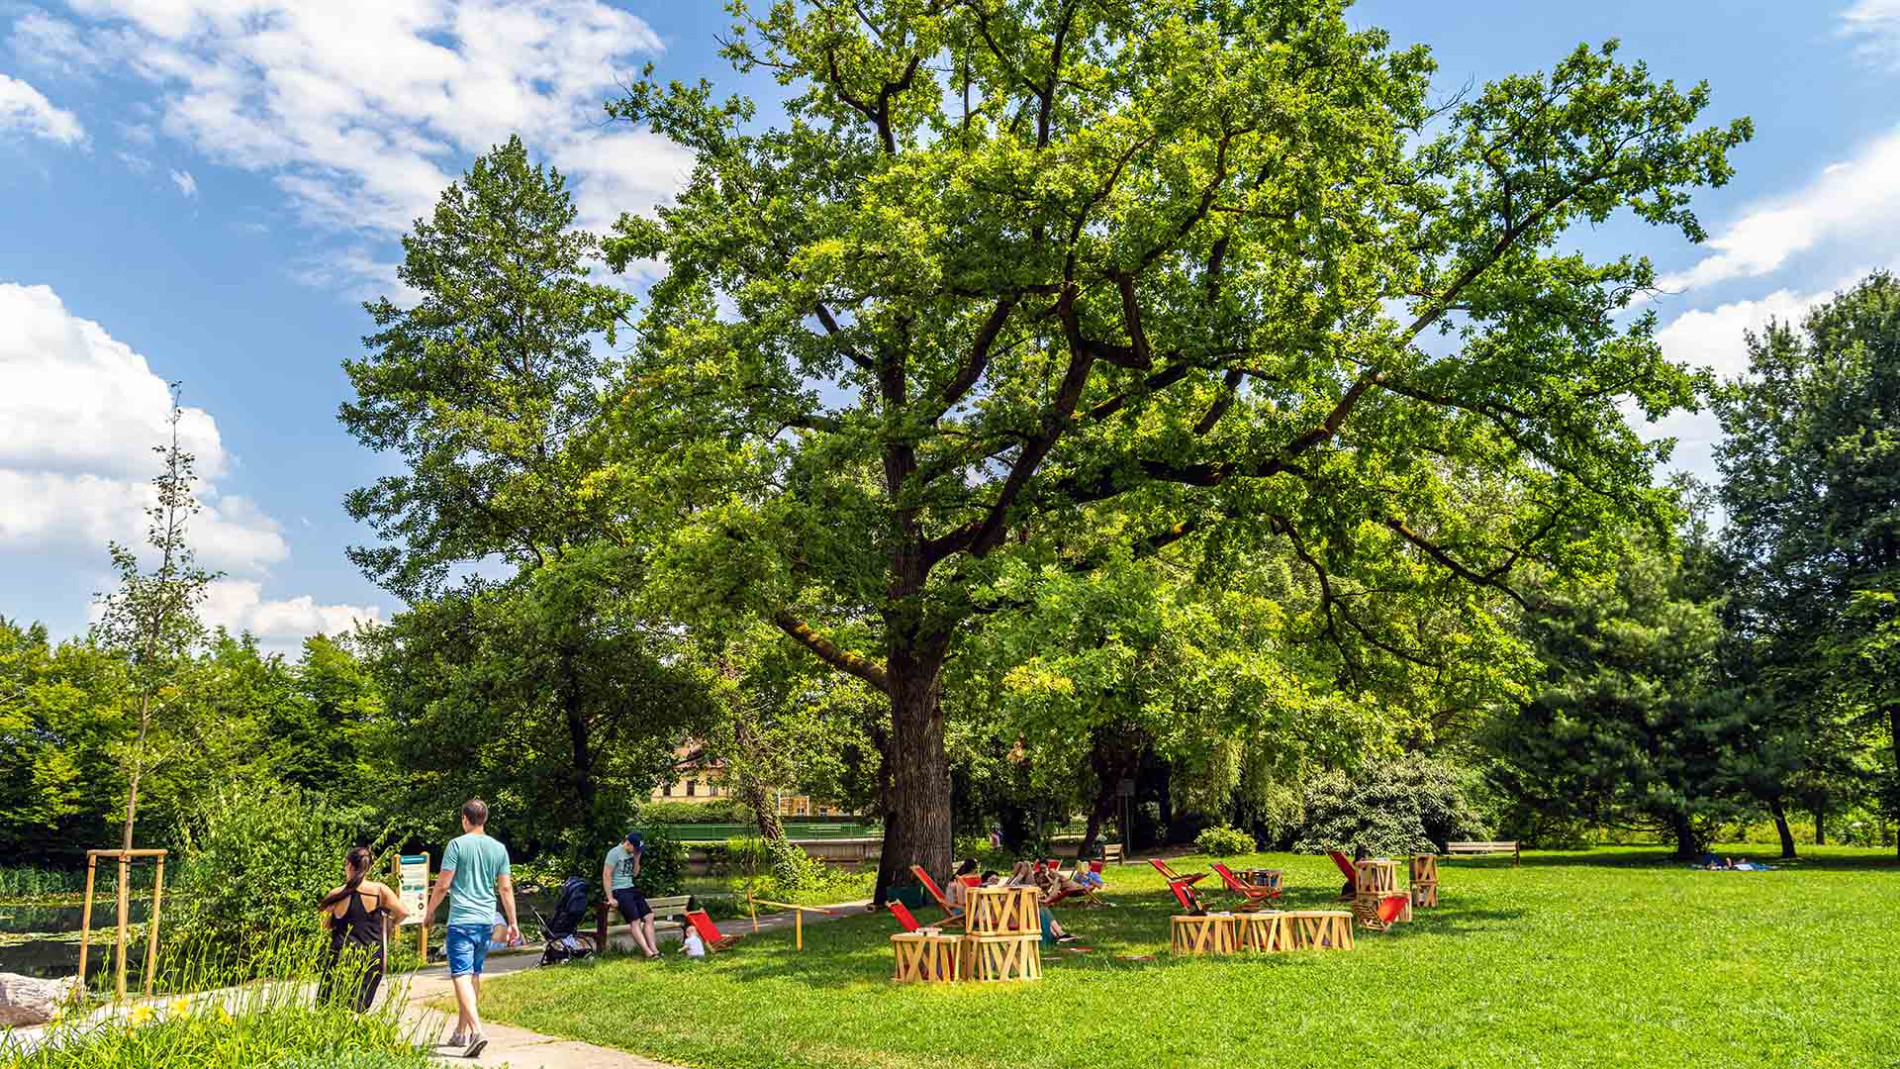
(1193, 825), (1254, 857)
(640, 800), (757, 825)
(631, 825), (686, 898)
(1486, 526), (1760, 856)
(165, 782), (403, 964)
(1295, 755), (1488, 855)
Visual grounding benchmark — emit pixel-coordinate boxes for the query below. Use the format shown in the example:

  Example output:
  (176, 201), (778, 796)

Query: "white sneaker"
(446, 1030), (467, 1048)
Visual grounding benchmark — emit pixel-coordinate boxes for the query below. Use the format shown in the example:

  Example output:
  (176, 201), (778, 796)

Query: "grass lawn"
(474, 846), (1900, 1068)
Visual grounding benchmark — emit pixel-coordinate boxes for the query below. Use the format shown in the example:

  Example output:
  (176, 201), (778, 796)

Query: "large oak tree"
(598, 0), (1747, 895)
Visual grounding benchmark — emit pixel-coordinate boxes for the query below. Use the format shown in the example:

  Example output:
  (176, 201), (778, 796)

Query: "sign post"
(394, 853), (430, 964)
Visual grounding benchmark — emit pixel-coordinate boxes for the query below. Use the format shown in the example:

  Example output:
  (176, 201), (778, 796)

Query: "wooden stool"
(891, 932), (962, 982)
(966, 886), (1041, 935)
(1353, 859), (1404, 931)
(1283, 910), (1354, 951)
(1234, 911), (1289, 952)
(1170, 913), (1237, 955)
(961, 932), (1041, 982)
(1410, 854), (1438, 908)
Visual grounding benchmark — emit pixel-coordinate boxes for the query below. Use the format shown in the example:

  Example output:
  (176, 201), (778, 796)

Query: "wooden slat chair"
(909, 865), (967, 928)
(1167, 876), (1208, 917)
(1147, 857), (1206, 887)
(683, 909), (742, 953)
(1210, 862), (1281, 911)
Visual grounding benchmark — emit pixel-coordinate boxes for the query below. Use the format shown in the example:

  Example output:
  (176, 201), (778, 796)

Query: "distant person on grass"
(603, 830), (661, 959)
(318, 845), (409, 1012)
(425, 798), (517, 1060)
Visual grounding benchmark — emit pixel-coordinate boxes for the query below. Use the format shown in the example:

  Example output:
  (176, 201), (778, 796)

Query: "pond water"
(0, 899), (152, 936)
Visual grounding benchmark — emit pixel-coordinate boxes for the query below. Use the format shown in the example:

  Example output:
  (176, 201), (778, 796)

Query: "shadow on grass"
(1502, 848), (1900, 872)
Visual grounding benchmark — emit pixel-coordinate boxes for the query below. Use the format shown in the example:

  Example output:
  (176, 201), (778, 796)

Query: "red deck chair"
(909, 865), (967, 928)
(889, 900), (923, 933)
(1210, 862), (1281, 911)
(1328, 851), (1358, 898)
(1148, 857), (1206, 887)
(1166, 877), (1207, 916)
(1376, 896), (1407, 926)
(683, 909), (742, 952)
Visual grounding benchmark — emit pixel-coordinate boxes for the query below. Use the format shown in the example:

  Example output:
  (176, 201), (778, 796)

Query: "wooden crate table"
(961, 932), (1042, 982)
(1352, 859), (1405, 931)
(1410, 854), (1439, 908)
(1238, 869), (1284, 896)
(967, 886), (1042, 935)
(891, 932), (963, 982)
(1170, 913), (1238, 955)
(1283, 910), (1354, 951)
(1234, 911), (1289, 952)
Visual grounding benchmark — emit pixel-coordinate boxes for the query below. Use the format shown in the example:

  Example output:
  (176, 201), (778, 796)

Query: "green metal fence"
(659, 822), (881, 842)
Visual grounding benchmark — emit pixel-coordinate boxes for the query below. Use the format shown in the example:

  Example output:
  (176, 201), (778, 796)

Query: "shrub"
(165, 781), (403, 966)
(631, 824), (685, 898)
(1293, 755), (1488, 856)
(1195, 825), (1255, 857)
(637, 799), (756, 825)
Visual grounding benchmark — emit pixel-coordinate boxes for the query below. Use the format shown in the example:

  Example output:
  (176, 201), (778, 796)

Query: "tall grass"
(0, 866), (155, 901)
(4, 930), (435, 1067)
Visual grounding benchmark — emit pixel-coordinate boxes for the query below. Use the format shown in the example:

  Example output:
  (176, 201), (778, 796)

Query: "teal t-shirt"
(604, 843), (640, 890)
(441, 832), (511, 928)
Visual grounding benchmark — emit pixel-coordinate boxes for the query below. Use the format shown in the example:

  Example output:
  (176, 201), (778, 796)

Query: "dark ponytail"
(319, 846), (375, 910)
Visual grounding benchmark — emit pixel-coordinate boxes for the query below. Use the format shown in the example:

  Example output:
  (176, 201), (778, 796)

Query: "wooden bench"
(1446, 841), (1520, 866)
(1101, 842), (1124, 865)
(594, 893), (696, 949)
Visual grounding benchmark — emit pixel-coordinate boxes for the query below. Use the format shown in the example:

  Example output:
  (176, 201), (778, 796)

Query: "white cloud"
(43, 0), (683, 283)
(169, 167), (197, 196)
(1842, 0), (1900, 68)
(0, 72), (85, 145)
(199, 579), (383, 647)
(1660, 127), (1900, 292)
(117, 150), (153, 173)
(0, 282), (286, 571)
(1634, 285), (1842, 482)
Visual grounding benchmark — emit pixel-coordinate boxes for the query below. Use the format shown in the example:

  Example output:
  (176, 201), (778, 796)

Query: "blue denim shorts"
(445, 923), (492, 977)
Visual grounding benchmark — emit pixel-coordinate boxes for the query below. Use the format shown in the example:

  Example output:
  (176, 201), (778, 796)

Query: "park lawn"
(474, 846), (1900, 1069)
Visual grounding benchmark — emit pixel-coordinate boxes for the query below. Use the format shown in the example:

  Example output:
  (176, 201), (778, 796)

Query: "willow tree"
(600, 0), (1747, 895)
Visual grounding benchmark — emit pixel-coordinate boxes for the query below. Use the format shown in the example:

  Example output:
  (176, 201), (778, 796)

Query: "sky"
(3, 1), (1899, 653)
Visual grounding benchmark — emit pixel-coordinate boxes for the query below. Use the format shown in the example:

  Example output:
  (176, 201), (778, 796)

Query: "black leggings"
(320, 943), (385, 1013)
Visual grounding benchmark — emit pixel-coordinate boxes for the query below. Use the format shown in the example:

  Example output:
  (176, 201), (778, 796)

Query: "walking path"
(3, 899), (870, 1069)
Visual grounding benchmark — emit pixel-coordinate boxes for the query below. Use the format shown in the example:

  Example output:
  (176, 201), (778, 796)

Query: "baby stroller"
(535, 876), (597, 966)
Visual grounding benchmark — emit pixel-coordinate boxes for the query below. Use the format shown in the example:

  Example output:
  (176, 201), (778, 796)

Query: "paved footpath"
(403, 899), (870, 1068)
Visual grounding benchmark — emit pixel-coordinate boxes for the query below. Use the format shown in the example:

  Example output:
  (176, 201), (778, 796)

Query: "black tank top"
(329, 887), (385, 953)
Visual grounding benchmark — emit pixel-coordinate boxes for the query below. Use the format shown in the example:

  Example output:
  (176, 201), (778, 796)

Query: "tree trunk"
(560, 651), (598, 835)
(1076, 723), (1144, 860)
(1813, 799), (1826, 846)
(732, 717), (785, 843)
(120, 692), (153, 852)
(1768, 795), (1797, 860)
(871, 640), (952, 905)
(1891, 705), (1900, 859)
(1670, 811), (1700, 861)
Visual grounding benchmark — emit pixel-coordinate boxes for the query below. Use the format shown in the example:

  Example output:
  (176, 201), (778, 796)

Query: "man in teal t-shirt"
(425, 799), (515, 1057)
(602, 831), (657, 957)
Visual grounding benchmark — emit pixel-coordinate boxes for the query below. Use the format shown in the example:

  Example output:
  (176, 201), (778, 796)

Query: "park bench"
(1446, 841), (1520, 866)
(594, 893), (696, 949)
(1101, 842), (1124, 865)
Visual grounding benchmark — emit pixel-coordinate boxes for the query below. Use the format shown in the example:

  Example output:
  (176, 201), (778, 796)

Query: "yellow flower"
(129, 1004), (155, 1025)
(170, 998), (191, 1019)
(217, 1007), (233, 1024)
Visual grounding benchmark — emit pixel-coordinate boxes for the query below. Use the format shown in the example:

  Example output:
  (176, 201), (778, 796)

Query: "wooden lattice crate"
(891, 932), (962, 982)
(1412, 881), (1438, 908)
(1354, 859), (1399, 896)
(1170, 913), (1237, 955)
(1234, 911), (1288, 952)
(1410, 854), (1439, 884)
(966, 886), (1042, 936)
(1283, 910), (1355, 951)
(961, 932), (1041, 982)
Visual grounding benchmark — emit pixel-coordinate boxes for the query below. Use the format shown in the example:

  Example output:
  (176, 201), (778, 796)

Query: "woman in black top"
(318, 846), (410, 1011)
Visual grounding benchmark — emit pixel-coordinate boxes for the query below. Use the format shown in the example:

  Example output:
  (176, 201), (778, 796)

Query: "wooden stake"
(115, 853), (130, 1002)
(142, 856), (165, 998)
(794, 908), (802, 951)
(77, 855), (97, 989)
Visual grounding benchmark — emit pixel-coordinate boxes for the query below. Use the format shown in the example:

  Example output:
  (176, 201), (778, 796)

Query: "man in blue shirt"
(425, 798), (516, 1058)
(602, 831), (658, 958)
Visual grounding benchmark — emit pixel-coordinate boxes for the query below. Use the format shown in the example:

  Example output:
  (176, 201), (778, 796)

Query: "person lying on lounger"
(945, 858), (979, 909)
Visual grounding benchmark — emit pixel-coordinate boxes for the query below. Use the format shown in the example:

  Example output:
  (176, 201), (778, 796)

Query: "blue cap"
(625, 830), (644, 847)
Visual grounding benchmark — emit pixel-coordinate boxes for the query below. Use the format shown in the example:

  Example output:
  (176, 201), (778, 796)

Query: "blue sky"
(3, 1), (1899, 651)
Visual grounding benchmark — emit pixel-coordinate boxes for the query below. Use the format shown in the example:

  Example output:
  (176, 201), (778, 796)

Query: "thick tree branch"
(772, 611), (890, 693)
